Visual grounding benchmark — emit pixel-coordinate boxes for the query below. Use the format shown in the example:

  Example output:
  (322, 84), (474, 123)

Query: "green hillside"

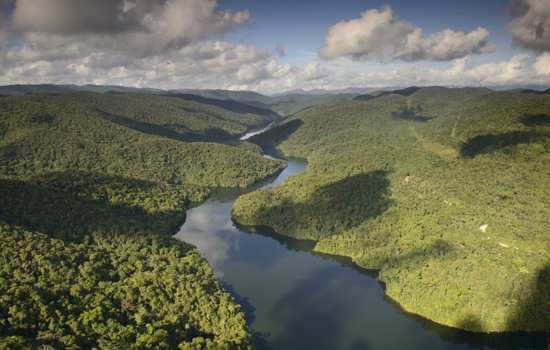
(266, 93), (356, 116)
(0, 84), (163, 96)
(175, 89), (273, 107)
(0, 84), (354, 118)
(0, 92), (283, 348)
(233, 87), (550, 333)
(174, 88), (356, 116)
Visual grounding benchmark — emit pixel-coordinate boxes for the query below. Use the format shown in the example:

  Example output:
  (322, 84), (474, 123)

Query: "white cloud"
(1, 1), (549, 93)
(467, 54), (530, 85)
(508, 0), (550, 51)
(11, 0), (250, 57)
(534, 52), (550, 74)
(2, 40), (550, 93)
(320, 6), (495, 62)
(302, 62), (329, 81)
(0, 38), (316, 93)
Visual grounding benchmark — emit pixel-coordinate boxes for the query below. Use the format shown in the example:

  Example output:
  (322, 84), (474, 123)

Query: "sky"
(0, 0), (550, 93)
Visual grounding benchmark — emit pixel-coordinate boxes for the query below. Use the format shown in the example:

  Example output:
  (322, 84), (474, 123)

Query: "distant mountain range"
(271, 87), (382, 96)
(0, 84), (357, 116)
(1, 84), (548, 116)
(2, 83), (549, 99)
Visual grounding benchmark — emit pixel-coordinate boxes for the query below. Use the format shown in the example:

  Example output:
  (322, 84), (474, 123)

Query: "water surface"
(240, 123), (275, 141)
(175, 157), (546, 350)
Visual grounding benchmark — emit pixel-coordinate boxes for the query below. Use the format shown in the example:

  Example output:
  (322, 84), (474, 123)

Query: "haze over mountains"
(2, 83), (550, 117)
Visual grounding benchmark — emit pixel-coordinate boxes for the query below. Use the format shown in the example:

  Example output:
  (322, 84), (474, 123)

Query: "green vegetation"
(175, 89), (356, 116)
(0, 84), (355, 117)
(0, 92), (282, 183)
(0, 228), (251, 349)
(233, 87), (550, 333)
(0, 92), (284, 348)
(266, 94), (356, 116)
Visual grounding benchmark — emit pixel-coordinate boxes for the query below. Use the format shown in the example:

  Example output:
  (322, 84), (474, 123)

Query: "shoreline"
(230, 143), (549, 338)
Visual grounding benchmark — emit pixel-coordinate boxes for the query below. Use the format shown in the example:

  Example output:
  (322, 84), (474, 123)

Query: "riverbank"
(231, 91), (550, 337)
(179, 123), (547, 349)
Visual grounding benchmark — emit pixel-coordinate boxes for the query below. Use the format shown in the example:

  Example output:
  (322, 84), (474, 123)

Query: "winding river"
(174, 128), (546, 350)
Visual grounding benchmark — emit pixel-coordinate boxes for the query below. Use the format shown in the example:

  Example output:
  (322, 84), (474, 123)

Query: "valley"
(233, 87), (550, 334)
(0, 85), (549, 349)
(0, 91), (282, 349)
(2, 1), (550, 348)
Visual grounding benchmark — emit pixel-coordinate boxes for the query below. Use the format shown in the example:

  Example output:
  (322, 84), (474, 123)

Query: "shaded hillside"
(0, 84), (74, 96)
(234, 87), (550, 333)
(0, 92), (285, 348)
(166, 93), (279, 120)
(354, 86), (491, 108)
(0, 84), (356, 118)
(0, 92), (283, 183)
(266, 94), (356, 116)
(512, 88), (550, 95)
(354, 86), (422, 100)
(174, 88), (356, 116)
(174, 88), (272, 106)
(0, 84), (163, 96)
(246, 119), (304, 155)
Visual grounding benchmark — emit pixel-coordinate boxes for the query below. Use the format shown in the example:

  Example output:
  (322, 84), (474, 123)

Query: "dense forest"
(0, 91), (284, 348)
(2, 85), (549, 347)
(233, 87), (550, 334)
(0, 84), (355, 118)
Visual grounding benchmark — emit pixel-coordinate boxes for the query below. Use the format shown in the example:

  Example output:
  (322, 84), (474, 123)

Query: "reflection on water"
(174, 158), (547, 350)
(178, 201), (236, 276)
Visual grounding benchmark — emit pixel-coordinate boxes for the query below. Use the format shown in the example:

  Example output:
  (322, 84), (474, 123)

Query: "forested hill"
(233, 87), (550, 334)
(353, 86), (492, 102)
(0, 84), (356, 117)
(0, 91), (284, 348)
(0, 84), (163, 96)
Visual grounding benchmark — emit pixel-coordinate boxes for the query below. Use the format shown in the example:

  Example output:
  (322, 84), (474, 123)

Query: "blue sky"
(220, 0), (516, 63)
(1, 0), (549, 92)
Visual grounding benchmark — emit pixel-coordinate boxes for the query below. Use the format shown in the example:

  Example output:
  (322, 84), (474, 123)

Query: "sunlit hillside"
(234, 87), (550, 332)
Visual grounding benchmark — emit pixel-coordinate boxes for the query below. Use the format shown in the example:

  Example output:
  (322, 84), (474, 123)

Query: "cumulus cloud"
(13, 0), (134, 34)
(332, 54), (550, 89)
(0, 37), (318, 93)
(1, 1), (549, 93)
(320, 6), (495, 62)
(2, 37), (549, 93)
(534, 52), (550, 74)
(302, 62), (329, 81)
(467, 54), (530, 85)
(0, 0), (304, 91)
(508, 0), (550, 51)
(11, 0), (250, 56)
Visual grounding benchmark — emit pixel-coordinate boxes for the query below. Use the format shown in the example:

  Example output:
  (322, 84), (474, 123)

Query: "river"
(239, 123), (275, 141)
(174, 128), (546, 350)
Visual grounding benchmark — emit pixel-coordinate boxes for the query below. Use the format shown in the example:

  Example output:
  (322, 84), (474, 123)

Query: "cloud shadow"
(520, 114), (550, 127)
(97, 110), (235, 142)
(459, 131), (549, 158)
(247, 119), (303, 156)
(245, 170), (392, 240)
(166, 93), (279, 120)
(391, 106), (434, 122)
(0, 171), (185, 242)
